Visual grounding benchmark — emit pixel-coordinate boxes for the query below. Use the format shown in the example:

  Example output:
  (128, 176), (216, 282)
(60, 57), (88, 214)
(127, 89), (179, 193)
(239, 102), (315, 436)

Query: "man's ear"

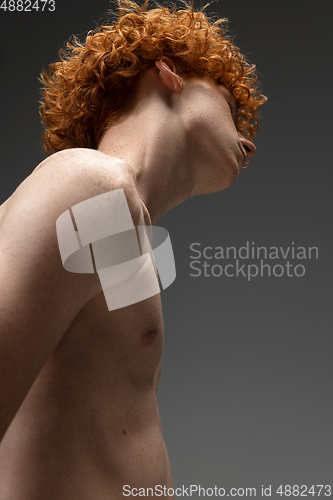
(155, 58), (182, 92)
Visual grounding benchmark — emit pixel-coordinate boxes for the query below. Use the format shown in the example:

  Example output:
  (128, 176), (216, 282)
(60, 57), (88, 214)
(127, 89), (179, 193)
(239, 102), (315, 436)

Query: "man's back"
(0, 149), (172, 499)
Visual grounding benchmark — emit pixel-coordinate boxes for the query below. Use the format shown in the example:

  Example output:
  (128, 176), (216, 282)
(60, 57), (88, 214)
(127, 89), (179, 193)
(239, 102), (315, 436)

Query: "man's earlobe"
(155, 59), (182, 92)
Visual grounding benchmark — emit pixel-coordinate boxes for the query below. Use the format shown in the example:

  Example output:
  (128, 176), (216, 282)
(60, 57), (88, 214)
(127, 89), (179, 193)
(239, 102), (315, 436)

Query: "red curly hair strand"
(39, 0), (267, 152)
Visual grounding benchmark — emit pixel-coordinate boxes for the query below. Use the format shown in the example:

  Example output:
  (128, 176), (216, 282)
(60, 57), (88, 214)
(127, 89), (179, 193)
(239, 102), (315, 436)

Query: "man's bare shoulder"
(31, 148), (129, 181)
(1, 148), (142, 230)
(0, 147), (144, 286)
(31, 148), (138, 202)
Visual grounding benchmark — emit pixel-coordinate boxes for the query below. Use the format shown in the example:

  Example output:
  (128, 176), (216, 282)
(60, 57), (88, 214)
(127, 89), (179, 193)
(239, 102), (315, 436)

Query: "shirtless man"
(0, 1), (266, 498)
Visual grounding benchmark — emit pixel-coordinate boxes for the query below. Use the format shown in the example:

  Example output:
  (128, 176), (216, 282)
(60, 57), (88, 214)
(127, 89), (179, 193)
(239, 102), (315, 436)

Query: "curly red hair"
(39, 0), (267, 152)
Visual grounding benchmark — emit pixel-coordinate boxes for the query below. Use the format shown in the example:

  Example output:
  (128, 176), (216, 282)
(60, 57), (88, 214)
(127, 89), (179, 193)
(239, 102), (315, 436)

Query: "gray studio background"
(0, 0), (332, 496)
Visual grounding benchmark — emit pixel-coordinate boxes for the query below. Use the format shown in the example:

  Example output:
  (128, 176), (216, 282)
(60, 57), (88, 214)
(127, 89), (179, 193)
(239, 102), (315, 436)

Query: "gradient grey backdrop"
(0, 0), (332, 496)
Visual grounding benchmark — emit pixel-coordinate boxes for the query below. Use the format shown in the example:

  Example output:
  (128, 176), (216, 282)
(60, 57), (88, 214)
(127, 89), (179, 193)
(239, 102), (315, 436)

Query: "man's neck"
(97, 97), (195, 225)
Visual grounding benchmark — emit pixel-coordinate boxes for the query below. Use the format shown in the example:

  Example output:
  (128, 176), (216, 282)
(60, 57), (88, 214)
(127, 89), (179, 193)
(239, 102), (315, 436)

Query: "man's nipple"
(141, 329), (158, 346)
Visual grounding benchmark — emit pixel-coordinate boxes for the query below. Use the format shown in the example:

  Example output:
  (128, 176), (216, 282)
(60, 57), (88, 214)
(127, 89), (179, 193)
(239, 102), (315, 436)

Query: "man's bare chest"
(51, 287), (164, 394)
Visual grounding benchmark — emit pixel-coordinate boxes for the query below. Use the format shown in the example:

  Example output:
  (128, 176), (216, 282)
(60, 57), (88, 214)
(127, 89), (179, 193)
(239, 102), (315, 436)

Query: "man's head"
(39, 0), (266, 154)
(134, 58), (258, 193)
